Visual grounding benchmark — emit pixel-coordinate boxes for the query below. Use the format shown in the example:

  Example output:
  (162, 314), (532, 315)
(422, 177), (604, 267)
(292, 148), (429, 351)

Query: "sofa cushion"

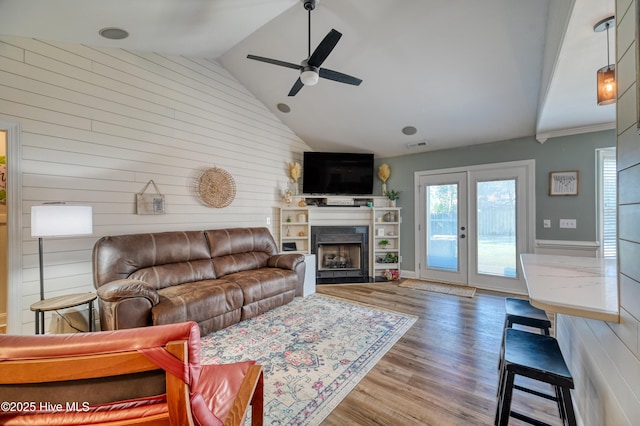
(226, 268), (298, 305)
(206, 228), (278, 278)
(152, 281), (243, 325)
(94, 231), (213, 286)
(129, 259), (216, 291)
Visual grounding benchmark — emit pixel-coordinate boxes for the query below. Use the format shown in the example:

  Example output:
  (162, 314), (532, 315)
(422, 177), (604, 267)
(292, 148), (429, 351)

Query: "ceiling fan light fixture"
(300, 67), (319, 86)
(594, 16), (616, 106)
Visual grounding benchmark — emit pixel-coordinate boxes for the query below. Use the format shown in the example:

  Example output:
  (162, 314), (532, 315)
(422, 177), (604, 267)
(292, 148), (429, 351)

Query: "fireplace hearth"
(311, 226), (370, 284)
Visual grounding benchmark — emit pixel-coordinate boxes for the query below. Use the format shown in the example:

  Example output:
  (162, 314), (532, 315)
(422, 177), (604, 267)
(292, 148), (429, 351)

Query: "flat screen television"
(302, 152), (374, 195)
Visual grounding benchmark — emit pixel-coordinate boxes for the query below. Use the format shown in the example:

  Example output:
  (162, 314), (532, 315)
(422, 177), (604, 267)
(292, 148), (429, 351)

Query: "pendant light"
(594, 16), (616, 106)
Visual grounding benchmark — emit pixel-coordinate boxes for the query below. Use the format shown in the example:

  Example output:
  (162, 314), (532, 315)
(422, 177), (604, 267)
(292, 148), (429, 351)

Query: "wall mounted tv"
(302, 152), (374, 195)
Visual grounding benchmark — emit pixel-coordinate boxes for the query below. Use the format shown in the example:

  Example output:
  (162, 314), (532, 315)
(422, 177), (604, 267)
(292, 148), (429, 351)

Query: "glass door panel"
(418, 172), (467, 285)
(476, 179), (517, 278)
(427, 184), (459, 271)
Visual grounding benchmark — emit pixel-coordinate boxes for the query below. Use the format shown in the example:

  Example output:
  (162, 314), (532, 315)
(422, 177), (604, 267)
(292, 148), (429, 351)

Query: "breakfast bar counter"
(520, 253), (619, 322)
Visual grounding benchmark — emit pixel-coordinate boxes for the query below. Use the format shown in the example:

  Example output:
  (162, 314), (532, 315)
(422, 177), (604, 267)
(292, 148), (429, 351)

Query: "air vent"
(406, 141), (428, 149)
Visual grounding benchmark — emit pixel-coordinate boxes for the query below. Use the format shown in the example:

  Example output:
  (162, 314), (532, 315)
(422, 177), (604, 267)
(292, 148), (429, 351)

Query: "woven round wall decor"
(197, 167), (236, 208)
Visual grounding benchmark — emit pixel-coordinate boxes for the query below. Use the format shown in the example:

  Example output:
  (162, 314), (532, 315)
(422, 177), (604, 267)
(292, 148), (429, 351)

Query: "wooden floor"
(317, 282), (562, 426)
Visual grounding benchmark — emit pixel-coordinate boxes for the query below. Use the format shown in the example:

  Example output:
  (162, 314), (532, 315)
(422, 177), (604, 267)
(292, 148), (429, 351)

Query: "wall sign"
(549, 171), (579, 196)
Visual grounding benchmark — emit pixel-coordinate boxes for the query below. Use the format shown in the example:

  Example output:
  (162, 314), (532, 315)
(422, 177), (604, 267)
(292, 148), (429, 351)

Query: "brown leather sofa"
(93, 227), (305, 334)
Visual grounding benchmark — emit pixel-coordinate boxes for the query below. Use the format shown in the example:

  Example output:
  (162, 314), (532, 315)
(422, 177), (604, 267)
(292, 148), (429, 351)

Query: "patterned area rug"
(398, 278), (477, 297)
(200, 294), (416, 425)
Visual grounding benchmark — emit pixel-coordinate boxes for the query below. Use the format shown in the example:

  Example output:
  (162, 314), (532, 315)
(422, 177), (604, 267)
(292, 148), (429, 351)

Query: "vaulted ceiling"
(0, 0), (616, 157)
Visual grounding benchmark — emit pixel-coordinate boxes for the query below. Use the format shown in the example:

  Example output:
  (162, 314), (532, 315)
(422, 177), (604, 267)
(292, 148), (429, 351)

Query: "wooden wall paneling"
(0, 35), (309, 332)
(618, 126), (640, 170)
(616, 82), (637, 132)
(0, 40), (25, 61)
(559, 315), (636, 426)
(620, 275), (640, 322)
(619, 204), (640, 241)
(617, 1), (635, 61)
(618, 164), (640, 203)
(619, 240), (640, 282)
(617, 39), (635, 94)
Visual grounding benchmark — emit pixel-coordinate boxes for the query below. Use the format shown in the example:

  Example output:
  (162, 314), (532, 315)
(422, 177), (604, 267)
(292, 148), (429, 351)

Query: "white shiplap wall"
(0, 36), (310, 334)
(554, 0), (640, 424)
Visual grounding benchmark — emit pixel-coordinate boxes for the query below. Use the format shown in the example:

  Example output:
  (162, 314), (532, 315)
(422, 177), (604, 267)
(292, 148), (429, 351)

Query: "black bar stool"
(504, 297), (552, 334)
(499, 298), (552, 375)
(495, 328), (576, 426)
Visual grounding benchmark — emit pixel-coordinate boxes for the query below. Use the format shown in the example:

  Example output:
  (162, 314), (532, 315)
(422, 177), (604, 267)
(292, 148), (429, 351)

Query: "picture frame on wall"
(549, 170), (579, 196)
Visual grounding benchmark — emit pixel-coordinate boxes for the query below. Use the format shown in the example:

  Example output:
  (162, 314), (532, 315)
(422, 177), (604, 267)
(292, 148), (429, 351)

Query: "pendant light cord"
(606, 22), (611, 67)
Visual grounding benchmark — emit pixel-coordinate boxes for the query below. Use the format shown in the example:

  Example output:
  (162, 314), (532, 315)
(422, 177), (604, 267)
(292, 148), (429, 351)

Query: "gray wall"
(375, 130), (615, 269)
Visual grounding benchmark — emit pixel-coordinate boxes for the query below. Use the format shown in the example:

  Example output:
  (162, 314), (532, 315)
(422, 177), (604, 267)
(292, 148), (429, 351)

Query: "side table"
(30, 293), (97, 334)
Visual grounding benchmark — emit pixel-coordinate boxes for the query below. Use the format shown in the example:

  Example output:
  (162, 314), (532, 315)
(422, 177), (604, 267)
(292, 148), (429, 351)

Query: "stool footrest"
(513, 384), (557, 402)
(511, 410), (553, 426)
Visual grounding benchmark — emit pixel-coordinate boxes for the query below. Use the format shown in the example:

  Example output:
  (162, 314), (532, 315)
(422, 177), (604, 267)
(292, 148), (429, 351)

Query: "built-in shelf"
(279, 197), (401, 282)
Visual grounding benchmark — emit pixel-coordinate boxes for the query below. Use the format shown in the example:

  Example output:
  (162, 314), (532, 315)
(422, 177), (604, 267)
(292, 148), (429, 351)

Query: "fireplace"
(311, 226), (369, 283)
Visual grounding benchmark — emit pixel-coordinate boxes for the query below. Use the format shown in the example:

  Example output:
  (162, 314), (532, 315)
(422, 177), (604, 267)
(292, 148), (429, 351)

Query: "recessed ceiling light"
(402, 126), (417, 135)
(99, 27), (129, 40)
(277, 103), (291, 113)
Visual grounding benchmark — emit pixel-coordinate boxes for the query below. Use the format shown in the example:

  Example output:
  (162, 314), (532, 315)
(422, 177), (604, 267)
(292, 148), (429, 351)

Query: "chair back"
(0, 322), (201, 425)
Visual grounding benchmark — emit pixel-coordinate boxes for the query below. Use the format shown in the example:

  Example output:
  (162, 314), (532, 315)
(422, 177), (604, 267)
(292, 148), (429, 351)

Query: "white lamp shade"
(31, 205), (93, 237)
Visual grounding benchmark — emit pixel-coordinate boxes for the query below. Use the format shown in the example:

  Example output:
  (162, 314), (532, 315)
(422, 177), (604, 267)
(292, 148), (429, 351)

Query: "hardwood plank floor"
(317, 282), (562, 426)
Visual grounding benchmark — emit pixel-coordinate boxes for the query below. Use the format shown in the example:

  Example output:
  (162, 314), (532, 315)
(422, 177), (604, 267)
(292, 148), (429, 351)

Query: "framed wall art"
(549, 171), (579, 196)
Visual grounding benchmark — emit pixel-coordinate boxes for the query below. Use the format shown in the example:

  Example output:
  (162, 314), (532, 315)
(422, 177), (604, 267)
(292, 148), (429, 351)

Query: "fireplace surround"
(311, 226), (369, 283)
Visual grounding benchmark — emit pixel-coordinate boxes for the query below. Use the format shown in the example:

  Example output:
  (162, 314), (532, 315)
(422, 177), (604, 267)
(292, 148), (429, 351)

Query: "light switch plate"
(559, 219), (576, 229)
(543, 219), (551, 228)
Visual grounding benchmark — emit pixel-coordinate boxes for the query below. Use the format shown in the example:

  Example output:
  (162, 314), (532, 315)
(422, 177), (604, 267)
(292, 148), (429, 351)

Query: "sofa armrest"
(97, 279), (160, 305)
(267, 253), (304, 271)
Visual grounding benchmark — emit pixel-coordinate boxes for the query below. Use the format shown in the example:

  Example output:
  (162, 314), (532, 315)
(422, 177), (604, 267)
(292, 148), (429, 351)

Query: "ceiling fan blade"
(288, 78), (304, 96)
(319, 68), (362, 86)
(307, 29), (342, 68)
(246, 54), (301, 71)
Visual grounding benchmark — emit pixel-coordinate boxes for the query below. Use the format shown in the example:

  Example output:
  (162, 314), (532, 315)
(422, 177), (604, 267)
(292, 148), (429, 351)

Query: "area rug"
(398, 278), (477, 298)
(200, 294), (416, 425)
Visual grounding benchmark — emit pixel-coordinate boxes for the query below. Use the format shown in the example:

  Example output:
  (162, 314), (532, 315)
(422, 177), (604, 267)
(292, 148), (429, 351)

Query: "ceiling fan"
(246, 0), (362, 96)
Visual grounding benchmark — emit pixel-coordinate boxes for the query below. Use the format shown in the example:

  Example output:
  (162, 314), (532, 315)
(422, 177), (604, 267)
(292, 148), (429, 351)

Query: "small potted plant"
(384, 189), (400, 207)
(378, 239), (390, 248)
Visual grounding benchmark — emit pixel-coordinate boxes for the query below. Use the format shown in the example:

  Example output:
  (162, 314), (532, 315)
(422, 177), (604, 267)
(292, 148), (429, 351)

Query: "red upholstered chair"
(0, 321), (263, 425)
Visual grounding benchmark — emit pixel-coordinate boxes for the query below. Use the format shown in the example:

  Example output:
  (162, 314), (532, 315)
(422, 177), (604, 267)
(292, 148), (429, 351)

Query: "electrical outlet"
(543, 219), (551, 228)
(559, 219), (576, 229)
(266, 217), (271, 225)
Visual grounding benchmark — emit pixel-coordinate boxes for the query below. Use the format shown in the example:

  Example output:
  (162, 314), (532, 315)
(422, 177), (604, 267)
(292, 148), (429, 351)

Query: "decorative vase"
(382, 183), (387, 197)
(389, 199), (396, 207)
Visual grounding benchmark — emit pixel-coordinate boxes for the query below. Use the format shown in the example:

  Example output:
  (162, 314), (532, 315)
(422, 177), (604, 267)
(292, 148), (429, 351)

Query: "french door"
(416, 161), (534, 293)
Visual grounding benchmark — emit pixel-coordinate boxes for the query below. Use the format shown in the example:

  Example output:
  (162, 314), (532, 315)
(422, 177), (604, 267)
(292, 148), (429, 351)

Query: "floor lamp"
(31, 204), (93, 301)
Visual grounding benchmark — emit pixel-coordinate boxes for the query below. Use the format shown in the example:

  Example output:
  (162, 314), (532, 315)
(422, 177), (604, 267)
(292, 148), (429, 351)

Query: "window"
(597, 148), (616, 258)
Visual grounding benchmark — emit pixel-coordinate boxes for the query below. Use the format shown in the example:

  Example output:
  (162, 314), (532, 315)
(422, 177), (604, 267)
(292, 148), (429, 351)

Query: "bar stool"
(504, 297), (552, 335)
(499, 297), (552, 375)
(495, 328), (576, 426)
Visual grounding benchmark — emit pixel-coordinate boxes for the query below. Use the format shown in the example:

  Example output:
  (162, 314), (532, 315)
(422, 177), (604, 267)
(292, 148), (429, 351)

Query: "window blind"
(601, 150), (617, 259)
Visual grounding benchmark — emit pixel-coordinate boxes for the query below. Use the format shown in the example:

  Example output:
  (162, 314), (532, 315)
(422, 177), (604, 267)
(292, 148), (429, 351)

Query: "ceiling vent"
(406, 141), (428, 149)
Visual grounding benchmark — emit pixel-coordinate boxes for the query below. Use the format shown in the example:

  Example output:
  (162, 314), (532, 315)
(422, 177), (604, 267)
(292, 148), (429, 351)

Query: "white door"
(417, 161), (533, 293)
